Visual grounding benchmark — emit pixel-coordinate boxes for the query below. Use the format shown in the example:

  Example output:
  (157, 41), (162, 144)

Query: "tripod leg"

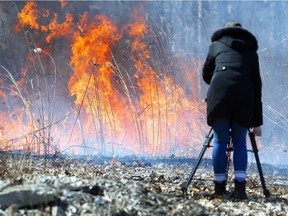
(182, 128), (213, 193)
(249, 132), (270, 197)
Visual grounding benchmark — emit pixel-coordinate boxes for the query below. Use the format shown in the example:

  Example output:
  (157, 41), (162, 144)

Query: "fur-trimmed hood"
(211, 27), (258, 51)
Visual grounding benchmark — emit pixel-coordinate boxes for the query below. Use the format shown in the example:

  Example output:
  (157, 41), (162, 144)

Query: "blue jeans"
(212, 118), (248, 181)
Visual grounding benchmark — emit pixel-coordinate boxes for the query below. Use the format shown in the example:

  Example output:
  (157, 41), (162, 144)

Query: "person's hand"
(251, 126), (262, 136)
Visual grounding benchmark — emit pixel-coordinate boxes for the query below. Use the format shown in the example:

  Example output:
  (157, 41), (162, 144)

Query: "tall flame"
(5, 1), (208, 156)
(123, 8), (206, 154)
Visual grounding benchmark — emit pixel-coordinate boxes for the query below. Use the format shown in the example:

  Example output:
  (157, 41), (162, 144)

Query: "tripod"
(181, 128), (271, 198)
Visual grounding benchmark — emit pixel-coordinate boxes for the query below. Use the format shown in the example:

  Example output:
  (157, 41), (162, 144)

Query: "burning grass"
(1, 1), (286, 166)
(1, 1), (207, 158)
(1, 2), (288, 214)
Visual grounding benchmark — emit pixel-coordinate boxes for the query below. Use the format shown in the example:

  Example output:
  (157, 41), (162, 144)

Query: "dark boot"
(233, 180), (248, 200)
(214, 181), (226, 196)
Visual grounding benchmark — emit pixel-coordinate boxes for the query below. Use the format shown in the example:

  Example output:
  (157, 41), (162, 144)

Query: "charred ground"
(0, 154), (287, 215)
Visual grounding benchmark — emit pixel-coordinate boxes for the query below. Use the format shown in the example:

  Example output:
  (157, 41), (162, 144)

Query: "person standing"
(202, 21), (263, 199)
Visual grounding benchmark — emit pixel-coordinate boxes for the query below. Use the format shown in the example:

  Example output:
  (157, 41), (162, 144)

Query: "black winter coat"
(202, 26), (263, 128)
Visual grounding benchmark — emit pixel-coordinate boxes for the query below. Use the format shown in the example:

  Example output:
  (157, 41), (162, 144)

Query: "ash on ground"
(0, 154), (287, 215)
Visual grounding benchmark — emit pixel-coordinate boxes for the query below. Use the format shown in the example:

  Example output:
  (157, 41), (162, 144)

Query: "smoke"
(0, 1), (287, 164)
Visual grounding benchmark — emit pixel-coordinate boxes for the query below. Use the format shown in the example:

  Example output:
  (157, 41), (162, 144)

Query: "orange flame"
(41, 13), (74, 43)
(16, 2), (40, 31)
(67, 13), (131, 151)
(8, 1), (208, 156)
(118, 7), (207, 155)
